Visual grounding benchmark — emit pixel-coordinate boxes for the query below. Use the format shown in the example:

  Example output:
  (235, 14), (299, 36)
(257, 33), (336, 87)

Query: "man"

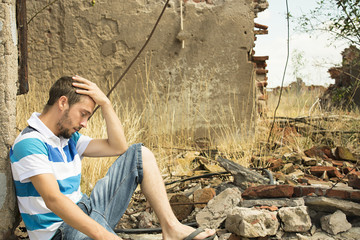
(10, 76), (216, 240)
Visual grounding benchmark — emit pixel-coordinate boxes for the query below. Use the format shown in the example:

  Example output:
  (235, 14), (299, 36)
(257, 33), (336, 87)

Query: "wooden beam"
(16, 0), (28, 95)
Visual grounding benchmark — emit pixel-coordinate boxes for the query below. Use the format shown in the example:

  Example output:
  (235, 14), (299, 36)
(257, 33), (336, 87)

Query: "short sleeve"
(10, 137), (52, 183)
(71, 132), (92, 158)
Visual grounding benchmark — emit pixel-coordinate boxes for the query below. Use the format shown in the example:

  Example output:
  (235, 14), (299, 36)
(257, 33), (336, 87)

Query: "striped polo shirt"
(10, 112), (92, 240)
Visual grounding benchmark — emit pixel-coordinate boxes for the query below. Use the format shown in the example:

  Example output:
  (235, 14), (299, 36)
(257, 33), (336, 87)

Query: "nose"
(80, 119), (88, 128)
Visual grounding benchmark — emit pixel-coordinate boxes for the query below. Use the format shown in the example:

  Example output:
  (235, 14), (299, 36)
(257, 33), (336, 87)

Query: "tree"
(296, 0), (360, 47)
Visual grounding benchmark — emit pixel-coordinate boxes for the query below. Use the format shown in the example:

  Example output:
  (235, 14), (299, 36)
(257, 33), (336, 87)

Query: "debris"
(193, 188), (216, 209)
(196, 188), (242, 229)
(170, 194), (194, 221)
(278, 206), (312, 232)
(320, 210), (352, 235)
(225, 207), (279, 238)
(217, 156), (270, 189)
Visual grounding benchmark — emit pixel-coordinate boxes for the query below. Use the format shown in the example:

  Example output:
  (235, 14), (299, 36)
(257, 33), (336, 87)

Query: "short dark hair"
(44, 76), (81, 112)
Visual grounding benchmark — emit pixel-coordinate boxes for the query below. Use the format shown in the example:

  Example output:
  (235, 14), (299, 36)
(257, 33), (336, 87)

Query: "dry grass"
(16, 67), (360, 196)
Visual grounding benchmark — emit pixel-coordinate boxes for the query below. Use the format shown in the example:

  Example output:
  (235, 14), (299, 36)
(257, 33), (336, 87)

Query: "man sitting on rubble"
(10, 75), (216, 240)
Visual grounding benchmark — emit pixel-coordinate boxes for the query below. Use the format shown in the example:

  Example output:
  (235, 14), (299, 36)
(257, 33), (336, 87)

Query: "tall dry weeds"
(16, 61), (360, 195)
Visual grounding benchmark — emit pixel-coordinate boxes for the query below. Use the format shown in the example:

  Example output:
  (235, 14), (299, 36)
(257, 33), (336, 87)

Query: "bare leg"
(140, 146), (216, 240)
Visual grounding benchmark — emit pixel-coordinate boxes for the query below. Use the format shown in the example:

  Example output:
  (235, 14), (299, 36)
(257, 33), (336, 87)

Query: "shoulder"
(11, 127), (48, 163)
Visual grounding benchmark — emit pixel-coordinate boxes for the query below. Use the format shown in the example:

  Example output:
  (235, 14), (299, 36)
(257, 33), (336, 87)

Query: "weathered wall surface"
(0, 0), (19, 239)
(26, 0), (258, 141)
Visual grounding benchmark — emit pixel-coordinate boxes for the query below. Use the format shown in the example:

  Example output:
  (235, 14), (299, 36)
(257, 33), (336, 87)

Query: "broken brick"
(309, 166), (344, 179)
(325, 189), (351, 199)
(304, 146), (331, 160)
(193, 188), (216, 208)
(242, 185), (294, 199)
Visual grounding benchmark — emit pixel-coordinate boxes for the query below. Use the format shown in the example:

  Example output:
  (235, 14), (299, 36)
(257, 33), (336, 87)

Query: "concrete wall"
(0, 0), (19, 239)
(26, 0), (259, 142)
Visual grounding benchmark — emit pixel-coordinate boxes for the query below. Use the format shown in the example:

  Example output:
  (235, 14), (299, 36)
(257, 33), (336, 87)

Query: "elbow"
(119, 144), (129, 155)
(43, 193), (62, 211)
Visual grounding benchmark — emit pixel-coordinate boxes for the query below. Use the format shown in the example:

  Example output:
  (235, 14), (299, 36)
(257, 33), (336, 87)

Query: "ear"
(58, 96), (69, 111)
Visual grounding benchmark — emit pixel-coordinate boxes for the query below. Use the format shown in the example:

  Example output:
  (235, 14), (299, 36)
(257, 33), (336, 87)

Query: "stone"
(305, 196), (360, 216)
(170, 194), (194, 221)
(302, 156), (317, 166)
(137, 212), (154, 229)
(335, 146), (357, 162)
(241, 198), (305, 208)
(282, 163), (296, 174)
(338, 227), (360, 239)
(225, 207), (279, 238)
(348, 174), (360, 189)
(193, 188), (216, 208)
(278, 206), (312, 232)
(320, 210), (352, 235)
(196, 188), (242, 229)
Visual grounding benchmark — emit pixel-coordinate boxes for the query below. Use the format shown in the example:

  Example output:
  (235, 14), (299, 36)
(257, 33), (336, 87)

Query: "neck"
(38, 108), (61, 136)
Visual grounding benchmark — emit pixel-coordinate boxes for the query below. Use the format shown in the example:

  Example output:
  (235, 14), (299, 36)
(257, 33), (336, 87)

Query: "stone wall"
(25, 0), (263, 142)
(0, 0), (19, 239)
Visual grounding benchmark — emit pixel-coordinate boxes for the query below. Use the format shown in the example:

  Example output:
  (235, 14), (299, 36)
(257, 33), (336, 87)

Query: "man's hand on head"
(72, 75), (111, 107)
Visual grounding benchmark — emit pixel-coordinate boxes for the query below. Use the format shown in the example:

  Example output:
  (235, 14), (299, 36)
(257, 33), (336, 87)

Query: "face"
(57, 96), (95, 138)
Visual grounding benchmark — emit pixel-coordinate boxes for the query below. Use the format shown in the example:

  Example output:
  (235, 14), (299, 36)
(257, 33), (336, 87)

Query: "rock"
(335, 146), (357, 162)
(302, 156), (317, 166)
(278, 206), (312, 232)
(305, 196), (360, 216)
(194, 188), (216, 208)
(225, 207), (279, 238)
(137, 212), (154, 229)
(348, 174), (360, 190)
(338, 227), (360, 239)
(282, 163), (296, 174)
(309, 231), (336, 240)
(196, 188), (242, 229)
(283, 152), (303, 164)
(320, 210), (352, 235)
(170, 194), (194, 221)
(241, 198), (305, 208)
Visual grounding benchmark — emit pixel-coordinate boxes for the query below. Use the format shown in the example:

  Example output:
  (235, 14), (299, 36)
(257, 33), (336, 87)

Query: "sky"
(254, 1), (348, 88)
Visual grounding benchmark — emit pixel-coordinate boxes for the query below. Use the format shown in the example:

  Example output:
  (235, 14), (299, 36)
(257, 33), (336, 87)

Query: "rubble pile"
(116, 141), (360, 240)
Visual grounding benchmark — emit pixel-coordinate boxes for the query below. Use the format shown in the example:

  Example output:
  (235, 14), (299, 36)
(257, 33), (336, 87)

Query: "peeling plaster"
(9, 5), (17, 46)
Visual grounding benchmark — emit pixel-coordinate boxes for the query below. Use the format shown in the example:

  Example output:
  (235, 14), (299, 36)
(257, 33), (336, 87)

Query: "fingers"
(71, 75), (110, 106)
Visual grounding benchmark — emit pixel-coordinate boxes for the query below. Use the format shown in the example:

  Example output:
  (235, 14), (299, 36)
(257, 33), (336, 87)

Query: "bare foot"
(162, 223), (216, 240)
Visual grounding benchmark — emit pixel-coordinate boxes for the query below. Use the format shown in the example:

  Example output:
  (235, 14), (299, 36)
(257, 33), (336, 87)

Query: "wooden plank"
(254, 22), (268, 30)
(16, 0), (29, 95)
(254, 30), (268, 35)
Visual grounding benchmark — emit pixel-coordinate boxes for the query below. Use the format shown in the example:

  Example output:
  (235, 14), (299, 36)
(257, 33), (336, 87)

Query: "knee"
(141, 146), (156, 165)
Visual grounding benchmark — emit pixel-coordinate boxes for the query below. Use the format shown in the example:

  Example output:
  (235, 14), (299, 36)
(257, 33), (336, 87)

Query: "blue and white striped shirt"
(10, 113), (92, 240)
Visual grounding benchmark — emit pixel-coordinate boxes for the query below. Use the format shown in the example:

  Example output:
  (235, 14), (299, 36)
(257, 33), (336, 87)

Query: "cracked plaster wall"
(0, 0), (19, 239)
(26, 0), (257, 142)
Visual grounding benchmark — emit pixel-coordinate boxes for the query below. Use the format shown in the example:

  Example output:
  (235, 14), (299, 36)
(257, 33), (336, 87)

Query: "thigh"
(89, 143), (144, 229)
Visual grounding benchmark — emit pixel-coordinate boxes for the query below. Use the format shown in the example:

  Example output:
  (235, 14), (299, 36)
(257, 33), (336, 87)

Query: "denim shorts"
(52, 143), (144, 240)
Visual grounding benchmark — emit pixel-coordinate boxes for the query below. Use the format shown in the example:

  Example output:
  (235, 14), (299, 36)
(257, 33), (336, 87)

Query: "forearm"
(46, 193), (118, 240)
(100, 102), (128, 154)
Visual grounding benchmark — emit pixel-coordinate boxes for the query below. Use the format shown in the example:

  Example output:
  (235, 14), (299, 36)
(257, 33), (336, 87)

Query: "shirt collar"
(27, 112), (59, 140)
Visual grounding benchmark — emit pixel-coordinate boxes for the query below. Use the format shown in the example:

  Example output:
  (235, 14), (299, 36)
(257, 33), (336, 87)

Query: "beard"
(57, 109), (81, 138)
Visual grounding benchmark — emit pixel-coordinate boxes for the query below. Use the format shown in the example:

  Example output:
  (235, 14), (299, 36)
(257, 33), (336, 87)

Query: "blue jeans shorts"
(52, 143), (144, 240)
